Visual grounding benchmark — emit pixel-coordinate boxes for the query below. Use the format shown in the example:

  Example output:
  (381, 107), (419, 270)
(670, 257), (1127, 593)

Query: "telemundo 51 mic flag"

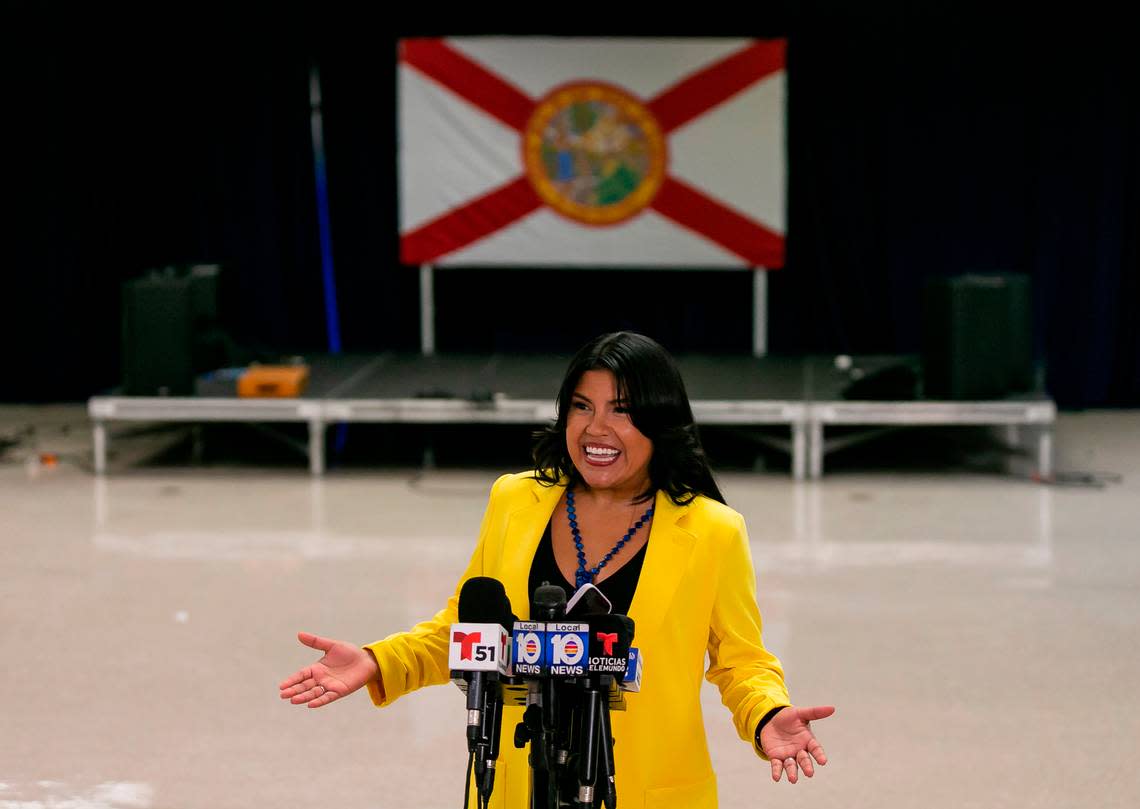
(448, 623), (511, 674)
(398, 37), (786, 267)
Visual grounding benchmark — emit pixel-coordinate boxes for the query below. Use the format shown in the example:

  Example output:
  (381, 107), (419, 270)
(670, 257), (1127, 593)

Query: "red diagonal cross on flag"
(399, 37), (786, 268)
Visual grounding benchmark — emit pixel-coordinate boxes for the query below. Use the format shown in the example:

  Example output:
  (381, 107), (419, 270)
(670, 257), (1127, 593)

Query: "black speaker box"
(922, 273), (1033, 400)
(121, 265), (222, 396)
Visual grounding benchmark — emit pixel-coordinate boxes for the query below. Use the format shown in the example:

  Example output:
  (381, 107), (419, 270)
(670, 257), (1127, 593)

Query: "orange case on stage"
(237, 365), (310, 398)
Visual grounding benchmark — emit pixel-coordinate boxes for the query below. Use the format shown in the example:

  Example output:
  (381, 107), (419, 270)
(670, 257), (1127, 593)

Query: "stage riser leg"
(94, 422), (107, 476)
(809, 421), (823, 479)
(1037, 427), (1053, 480)
(309, 420), (325, 476)
(792, 423), (806, 481)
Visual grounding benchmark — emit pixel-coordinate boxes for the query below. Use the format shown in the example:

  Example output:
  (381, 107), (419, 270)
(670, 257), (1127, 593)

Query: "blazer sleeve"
(362, 473), (511, 707)
(703, 509), (791, 759)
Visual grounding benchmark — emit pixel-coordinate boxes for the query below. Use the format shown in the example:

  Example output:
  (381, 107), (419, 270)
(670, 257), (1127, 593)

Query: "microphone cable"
(464, 742), (493, 809)
(464, 749), (474, 809)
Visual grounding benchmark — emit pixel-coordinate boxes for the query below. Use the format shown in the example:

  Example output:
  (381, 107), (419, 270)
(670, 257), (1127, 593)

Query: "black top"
(528, 519), (649, 617)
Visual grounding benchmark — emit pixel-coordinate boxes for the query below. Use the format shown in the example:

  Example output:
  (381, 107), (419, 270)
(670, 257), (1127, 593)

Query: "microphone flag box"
(621, 648), (643, 693)
(588, 628), (631, 675)
(448, 623), (510, 675)
(545, 621), (590, 676)
(511, 621), (547, 676)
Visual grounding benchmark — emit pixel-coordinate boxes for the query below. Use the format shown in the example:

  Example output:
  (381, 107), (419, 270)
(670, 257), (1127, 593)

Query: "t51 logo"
(452, 630), (487, 661)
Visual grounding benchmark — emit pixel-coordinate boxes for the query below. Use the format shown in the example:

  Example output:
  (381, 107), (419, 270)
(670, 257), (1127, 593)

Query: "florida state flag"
(398, 37), (786, 267)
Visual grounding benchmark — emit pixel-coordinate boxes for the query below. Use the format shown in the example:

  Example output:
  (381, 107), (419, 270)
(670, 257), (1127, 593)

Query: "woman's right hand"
(278, 631), (380, 708)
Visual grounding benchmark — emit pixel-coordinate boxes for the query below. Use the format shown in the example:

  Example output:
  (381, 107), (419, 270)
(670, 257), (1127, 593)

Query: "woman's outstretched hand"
(278, 632), (380, 708)
(760, 705), (835, 784)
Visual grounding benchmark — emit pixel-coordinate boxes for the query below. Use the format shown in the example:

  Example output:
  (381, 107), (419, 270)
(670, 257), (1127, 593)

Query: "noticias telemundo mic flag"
(398, 37), (786, 267)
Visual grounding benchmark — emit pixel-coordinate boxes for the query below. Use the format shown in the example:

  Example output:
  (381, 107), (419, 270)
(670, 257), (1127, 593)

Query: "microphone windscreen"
(458, 577), (513, 626)
(532, 583), (567, 619)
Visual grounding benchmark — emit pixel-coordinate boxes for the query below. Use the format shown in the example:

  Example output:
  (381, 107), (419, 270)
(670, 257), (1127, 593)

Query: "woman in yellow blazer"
(280, 332), (833, 808)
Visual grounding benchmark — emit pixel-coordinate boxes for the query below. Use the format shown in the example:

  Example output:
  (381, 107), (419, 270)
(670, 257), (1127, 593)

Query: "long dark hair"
(532, 332), (725, 506)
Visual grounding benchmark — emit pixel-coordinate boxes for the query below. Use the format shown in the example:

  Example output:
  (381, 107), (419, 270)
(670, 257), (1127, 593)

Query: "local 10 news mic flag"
(513, 608), (642, 694)
(449, 577), (515, 803)
(548, 621), (590, 675)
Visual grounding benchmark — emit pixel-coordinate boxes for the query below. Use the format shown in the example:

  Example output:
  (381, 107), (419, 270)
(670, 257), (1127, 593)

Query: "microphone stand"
(573, 678), (603, 808)
(513, 676), (562, 809)
(597, 685), (617, 809)
(567, 673), (621, 809)
(520, 584), (568, 809)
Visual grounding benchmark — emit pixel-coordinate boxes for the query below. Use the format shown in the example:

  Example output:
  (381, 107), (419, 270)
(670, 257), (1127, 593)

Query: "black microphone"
(530, 583), (567, 743)
(532, 582), (567, 621)
(531, 583), (567, 807)
(565, 581), (612, 617)
(567, 614), (636, 808)
(456, 577), (513, 747)
(457, 576), (515, 624)
(454, 576), (514, 804)
(587, 614), (634, 677)
(585, 614), (634, 809)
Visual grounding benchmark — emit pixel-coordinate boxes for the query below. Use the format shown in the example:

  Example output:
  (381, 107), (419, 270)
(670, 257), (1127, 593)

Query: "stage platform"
(87, 353), (1055, 479)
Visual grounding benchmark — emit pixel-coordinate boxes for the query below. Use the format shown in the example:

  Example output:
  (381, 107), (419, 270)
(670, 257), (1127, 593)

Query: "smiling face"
(565, 369), (654, 500)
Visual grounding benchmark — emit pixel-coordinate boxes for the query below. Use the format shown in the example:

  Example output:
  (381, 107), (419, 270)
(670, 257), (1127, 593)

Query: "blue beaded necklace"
(566, 488), (655, 589)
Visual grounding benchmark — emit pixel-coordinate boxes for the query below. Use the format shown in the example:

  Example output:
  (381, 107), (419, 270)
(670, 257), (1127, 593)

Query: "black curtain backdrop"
(6, 9), (1138, 406)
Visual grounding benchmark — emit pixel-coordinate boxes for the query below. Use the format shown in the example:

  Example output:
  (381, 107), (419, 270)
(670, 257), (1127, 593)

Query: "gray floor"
(1, 407), (1138, 808)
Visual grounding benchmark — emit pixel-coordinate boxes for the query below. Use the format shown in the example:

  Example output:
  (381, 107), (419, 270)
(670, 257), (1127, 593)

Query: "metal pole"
(420, 263), (435, 356)
(309, 65), (342, 354)
(311, 65), (349, 459)
(752, 268), (768, 357)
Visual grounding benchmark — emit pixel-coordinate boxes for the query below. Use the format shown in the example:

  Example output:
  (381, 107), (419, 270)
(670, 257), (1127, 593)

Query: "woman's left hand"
(760, 704), (835, 783)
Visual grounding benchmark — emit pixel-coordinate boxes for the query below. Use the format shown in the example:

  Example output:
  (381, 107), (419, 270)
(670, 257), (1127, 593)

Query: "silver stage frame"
(88, 395), (1054, 480)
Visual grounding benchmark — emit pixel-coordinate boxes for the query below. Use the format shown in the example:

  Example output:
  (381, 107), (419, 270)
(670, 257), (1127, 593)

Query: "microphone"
(584, 615), (634, 809)
(451, 577), (514, 804)
(565, 581), (612, 617)
(532, 582), (567, 621)
(621, 647), (643, 693)
(526, 583), (567, 806)
(453, 577), (513, 746)
(456, 576), (515, 625)
(587, 614), (634, 676)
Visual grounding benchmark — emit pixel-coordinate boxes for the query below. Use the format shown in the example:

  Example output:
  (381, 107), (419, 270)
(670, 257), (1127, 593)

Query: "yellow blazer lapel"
(498, 477), (564, 619)
(627, 490), (697, 640)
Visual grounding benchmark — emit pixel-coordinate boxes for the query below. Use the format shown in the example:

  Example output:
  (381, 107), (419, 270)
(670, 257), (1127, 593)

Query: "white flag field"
(398, 37), (786, 268)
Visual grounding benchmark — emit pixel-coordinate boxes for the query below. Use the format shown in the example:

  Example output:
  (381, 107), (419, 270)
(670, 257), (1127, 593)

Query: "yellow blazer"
(365, 471), (790, 809)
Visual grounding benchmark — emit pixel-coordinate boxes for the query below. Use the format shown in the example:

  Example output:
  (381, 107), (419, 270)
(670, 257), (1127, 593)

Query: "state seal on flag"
(523, 82), (667, 226)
